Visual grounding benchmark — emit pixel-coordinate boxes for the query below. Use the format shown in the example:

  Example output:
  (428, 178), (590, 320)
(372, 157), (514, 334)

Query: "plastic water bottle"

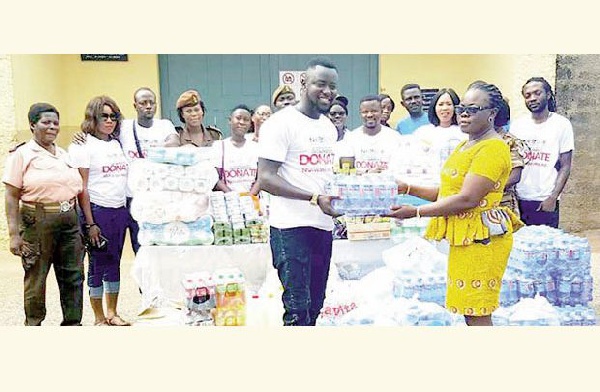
(582, 275), (593, 305)
(414, 278), (424, 301)
(425, 276), (437, 303)
(331, 176), (347, 213)
(544, 274), (558, 305)
(557, 275), (571, 306)
(518, 275), (535, 299)
(570, 275), (583, 306)
(583, 307), (596, 326)
(507, 277), (517, 306)
(403, 278), (416, 299)
(360, 176), (374, 213)
(392, 277), (402, 298)
(435, 276), (446, 306)
(579, 238), (592, 265)
(492, 311), (509, 326)
(347, 176), (361, 210)
(558, 307), (573, 327)
(571, 310), (584, 326)
(393, 277), (413, 299)
(533, 276), (546, 298)
(500, 278), (511, 307)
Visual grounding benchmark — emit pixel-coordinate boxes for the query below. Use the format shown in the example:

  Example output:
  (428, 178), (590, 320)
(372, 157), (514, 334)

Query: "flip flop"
(94, 319), (110, 326)
(107, 315), (131, 326)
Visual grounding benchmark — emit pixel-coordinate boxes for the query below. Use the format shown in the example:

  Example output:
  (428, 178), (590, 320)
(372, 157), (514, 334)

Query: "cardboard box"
(346, 221), (391, 241)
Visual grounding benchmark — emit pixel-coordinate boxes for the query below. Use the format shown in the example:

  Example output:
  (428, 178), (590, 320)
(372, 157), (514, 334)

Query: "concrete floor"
(1, 230), (599, 326)
(0, 234), (141, 326)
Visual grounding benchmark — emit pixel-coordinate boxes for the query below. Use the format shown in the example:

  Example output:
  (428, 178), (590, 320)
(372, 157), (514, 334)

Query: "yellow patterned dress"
(424, 138), (524, 316)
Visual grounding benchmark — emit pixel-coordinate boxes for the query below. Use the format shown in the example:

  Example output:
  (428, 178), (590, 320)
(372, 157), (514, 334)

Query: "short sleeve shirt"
(68, 136), (129, 208)
(2, 140), (82, 203)
(258, 106), (337, 231)
(510, 113), (574, 201)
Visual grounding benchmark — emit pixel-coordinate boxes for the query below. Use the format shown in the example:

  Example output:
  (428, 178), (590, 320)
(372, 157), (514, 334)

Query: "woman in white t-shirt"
(69, 96), (130, 326)
(246, 104), (272, 143)
(214, 104), (260, 195)
(413, 88), (467, 173)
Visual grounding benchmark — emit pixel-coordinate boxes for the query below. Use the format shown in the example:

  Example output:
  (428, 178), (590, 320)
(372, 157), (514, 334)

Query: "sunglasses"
(454, 105), (493, 116)
(99, 113), (119, 122)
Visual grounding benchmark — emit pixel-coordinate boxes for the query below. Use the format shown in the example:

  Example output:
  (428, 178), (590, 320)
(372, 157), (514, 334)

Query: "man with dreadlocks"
(510, 77), (574, 228)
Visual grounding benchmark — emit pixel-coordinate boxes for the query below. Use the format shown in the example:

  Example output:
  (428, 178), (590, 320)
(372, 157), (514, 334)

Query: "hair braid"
(523, 77), (557, 112)
(469, 82), (506, 127)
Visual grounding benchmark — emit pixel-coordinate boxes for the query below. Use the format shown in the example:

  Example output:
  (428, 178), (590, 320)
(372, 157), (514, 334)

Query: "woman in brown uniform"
(174, 90), (222, 147)
(3, 103), (85, 326)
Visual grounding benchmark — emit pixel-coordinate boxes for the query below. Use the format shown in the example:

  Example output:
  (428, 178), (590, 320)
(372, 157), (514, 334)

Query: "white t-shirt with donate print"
(68, 136), (129, 208)
(258, 106), (337, 231)
(215, 138), (259, 192)
(342, 125), (402, 173)
(120, 118), (177, 162)
(119, 118), (177, 196)
(510, 112), (574, 201)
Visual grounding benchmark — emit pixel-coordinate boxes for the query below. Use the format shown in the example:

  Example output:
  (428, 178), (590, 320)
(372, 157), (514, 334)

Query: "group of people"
(328, 79), (573, 228)
(3, 55), (574, 327)
(1, 79), (299, 326)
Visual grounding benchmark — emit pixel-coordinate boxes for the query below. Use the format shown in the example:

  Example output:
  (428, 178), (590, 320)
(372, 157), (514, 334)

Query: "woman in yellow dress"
(386, 82), (523, 326)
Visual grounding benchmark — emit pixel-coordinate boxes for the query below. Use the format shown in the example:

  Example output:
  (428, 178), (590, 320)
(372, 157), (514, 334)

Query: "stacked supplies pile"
(210, 191), (268, 246)
(128, 146), (219, 245)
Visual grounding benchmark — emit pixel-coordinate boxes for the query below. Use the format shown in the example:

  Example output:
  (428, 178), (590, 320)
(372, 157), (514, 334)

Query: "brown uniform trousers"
(20, 204), (85, 326)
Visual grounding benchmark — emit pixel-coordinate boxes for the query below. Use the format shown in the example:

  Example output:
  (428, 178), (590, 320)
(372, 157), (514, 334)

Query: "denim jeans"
(269, 226), (333, 326)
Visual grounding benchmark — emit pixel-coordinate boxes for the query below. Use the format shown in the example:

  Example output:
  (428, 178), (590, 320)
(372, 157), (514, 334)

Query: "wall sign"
(279, 70), (306, 99)
(81, 54), (128, 62)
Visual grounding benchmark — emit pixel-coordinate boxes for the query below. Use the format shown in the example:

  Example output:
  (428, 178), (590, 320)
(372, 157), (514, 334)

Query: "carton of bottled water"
(507, 225), (593, 308)
(328, 173), (399, 216)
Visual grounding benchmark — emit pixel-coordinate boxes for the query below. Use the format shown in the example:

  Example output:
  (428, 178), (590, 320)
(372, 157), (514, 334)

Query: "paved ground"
(0, 234), (141, 326)
(1, 230), (599, 326)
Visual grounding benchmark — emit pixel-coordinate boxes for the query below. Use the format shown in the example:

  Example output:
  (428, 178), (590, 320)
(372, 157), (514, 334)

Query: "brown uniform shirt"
(2, 139), (82, 203)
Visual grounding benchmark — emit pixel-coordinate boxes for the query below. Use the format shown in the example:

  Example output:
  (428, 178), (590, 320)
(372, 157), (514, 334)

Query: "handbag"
(481, 208), (510, 236)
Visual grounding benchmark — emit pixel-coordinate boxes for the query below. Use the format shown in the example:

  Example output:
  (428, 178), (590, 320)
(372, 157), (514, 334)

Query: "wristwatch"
(309, 193), (320, 206)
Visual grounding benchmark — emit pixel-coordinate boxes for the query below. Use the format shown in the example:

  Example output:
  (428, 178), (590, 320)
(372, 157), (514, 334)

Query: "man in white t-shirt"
(510, 77), (574, 228)
(258, 57), (340, 326)
(341, 94), (402, 173)
(120, 88), (179, 253)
